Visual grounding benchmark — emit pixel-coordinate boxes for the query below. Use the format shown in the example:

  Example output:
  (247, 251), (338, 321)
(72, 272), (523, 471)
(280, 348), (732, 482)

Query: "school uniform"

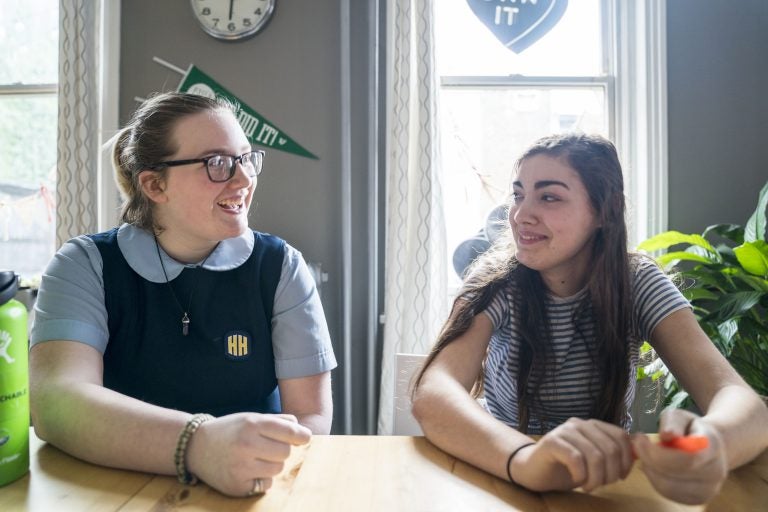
(32, 224), (336, 416)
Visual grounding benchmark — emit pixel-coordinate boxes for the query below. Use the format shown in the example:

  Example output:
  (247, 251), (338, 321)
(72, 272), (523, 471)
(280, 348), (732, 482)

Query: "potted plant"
(636, 180), (768, 409)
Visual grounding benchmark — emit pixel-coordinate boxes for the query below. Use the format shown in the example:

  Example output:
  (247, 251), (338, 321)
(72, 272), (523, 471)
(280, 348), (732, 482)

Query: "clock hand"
(229, 0), (234, 20)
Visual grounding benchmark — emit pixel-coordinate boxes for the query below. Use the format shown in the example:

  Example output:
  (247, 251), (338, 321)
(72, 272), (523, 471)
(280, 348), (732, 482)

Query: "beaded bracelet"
(174, 413), (215, 485)
(506, 442), (536, 484)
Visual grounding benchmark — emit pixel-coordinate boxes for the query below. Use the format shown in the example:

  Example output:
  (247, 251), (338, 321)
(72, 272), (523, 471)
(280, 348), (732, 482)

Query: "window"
(0, 0), (59, 282)
(435, 0), (667, 289)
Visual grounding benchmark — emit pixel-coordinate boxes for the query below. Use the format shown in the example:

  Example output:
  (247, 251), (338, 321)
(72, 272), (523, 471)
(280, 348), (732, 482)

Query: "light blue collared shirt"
(31, 224), (337, 379)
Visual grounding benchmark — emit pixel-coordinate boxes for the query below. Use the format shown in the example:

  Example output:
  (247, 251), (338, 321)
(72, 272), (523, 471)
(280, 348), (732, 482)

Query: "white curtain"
(377, 0), (447, 434)
(56, 0), (101, 244)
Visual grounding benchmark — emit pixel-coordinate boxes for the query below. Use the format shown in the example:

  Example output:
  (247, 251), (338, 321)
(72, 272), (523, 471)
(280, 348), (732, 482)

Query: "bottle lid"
(0, 271), (20, 306)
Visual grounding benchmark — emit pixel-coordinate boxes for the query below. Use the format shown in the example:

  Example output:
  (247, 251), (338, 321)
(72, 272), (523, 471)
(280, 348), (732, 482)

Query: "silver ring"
(248, 477), (265, 496)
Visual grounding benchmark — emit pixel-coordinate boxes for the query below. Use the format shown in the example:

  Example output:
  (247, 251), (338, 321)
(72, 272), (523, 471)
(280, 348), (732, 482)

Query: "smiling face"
(509, 154), (601, 296)
(150, 109), (255, 261)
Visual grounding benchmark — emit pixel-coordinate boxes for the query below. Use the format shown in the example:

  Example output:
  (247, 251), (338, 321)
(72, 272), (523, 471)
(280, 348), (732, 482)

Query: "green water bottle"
(0, 271), (29, 486)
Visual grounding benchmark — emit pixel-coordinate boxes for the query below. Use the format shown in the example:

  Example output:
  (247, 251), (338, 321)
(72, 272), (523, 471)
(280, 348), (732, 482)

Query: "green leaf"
(713, 244), (737, 263)
(740, 317), (768, 342)
(744, 180), (768, 243)
(638, 356), (668, 384)
(643, 357), (665, 375)
(637, 231), (716, 253)
(710, 333), (734, 356)
(728, 341), (768, 396)
(645, 182), (768, 409)
(655, 251), (714, 268)
(717, 319), (738, 345)
(681, 272), (725, 290)
(703, 223), (744, 244)
(733, 274), (768, 293)
(663, 372), (675, 391)
(667, 390), (690, 410)
(711, 291), (763, 321)
(682, 288), (719, 301)
(734, 240), (768, 277)
(690, 305), (713, 319)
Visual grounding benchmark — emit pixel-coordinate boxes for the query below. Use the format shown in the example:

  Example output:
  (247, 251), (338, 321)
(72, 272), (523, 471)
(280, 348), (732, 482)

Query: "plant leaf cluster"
(636, 180), (768, 408)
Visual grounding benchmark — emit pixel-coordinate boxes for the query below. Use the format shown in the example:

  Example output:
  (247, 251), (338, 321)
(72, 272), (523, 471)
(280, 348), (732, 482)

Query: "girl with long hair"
(412, 133), (768, 505)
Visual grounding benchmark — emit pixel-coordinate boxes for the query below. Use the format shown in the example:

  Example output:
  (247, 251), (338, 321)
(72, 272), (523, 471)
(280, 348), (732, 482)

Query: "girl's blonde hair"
(112, 91), (237, 232)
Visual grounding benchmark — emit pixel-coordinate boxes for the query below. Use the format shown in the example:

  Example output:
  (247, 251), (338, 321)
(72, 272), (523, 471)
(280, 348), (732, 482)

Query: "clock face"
(190, 0), (276, 41)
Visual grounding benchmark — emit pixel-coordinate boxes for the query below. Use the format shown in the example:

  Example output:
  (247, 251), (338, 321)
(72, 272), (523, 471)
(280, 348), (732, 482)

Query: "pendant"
(182, 313), (190, 336)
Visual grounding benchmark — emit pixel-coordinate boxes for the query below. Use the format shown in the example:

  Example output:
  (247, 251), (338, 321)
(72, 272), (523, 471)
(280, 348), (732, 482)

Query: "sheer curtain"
(377, 0), (447, 434)
(56, 0), (102, 244)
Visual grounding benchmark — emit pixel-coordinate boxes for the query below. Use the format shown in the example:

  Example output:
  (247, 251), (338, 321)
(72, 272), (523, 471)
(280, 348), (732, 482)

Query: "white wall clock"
(190, 0), (276, 41)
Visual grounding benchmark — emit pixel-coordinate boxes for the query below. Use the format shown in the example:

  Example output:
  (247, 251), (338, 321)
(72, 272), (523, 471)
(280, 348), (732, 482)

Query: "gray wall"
(667, 0), (768, 234)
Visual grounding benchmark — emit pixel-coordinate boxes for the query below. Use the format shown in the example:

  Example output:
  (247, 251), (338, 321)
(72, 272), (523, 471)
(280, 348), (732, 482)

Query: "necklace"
(154, 237), (217, 336)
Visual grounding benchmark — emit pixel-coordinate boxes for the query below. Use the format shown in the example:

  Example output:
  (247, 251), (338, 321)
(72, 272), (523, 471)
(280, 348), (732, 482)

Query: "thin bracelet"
(506, 442), (536, 484)
(174, 413), (215, 485)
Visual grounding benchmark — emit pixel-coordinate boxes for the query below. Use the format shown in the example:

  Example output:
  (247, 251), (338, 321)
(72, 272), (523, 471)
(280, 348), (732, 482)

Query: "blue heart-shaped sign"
(466, 0), (569, 54)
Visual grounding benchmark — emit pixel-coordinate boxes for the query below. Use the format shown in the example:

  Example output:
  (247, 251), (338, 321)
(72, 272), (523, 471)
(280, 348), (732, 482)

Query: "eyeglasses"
(146, 150), (264, 183)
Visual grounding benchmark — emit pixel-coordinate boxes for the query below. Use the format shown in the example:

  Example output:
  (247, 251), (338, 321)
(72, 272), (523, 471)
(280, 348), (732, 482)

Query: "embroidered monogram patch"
(224, 331), (252, 360)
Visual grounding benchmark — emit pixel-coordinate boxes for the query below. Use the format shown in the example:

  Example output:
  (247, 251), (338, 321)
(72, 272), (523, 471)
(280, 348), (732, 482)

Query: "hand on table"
(631, 408), (727, 505)
(510, 418), (634, 493)
(186, 412), (312, 497)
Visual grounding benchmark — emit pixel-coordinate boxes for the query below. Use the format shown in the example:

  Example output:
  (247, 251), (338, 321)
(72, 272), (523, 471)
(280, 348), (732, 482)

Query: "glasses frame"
(145, 149), (264, 183)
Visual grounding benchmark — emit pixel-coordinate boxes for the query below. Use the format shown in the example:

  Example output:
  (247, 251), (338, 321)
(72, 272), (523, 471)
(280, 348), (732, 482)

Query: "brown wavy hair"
(414, 133), (635, 433)
(112, 91), (237, 232)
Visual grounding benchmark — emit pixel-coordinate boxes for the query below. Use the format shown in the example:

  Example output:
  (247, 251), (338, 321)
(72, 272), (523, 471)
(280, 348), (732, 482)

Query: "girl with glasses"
(411, 133), (768, 505)
(30, 92), (336, 497)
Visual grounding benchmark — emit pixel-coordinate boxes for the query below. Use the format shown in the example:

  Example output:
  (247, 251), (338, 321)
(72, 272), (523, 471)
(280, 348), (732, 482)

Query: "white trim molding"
(339, 0), (353, 434)
(612, 0), (668, 247)
(98, 0), (121, 231)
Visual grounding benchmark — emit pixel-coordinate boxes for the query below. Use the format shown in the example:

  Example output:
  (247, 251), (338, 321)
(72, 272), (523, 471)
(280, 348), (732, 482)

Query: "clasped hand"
(509, 410), (727, 505)
(185, 412), (312, 496)
(632, 409), (727, 504)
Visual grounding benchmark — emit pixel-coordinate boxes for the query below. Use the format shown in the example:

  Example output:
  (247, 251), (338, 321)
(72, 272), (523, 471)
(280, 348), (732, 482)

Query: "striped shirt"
(481, 260), (689, 434)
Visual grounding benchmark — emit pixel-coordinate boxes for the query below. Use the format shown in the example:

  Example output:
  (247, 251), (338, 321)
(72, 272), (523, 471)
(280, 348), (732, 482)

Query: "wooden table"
(1, 432), (767, 511)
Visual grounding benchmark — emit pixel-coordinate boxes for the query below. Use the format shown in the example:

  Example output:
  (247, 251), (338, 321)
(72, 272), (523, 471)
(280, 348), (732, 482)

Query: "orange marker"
(631, 435), (709, 459)
(660, 435), (709, 453)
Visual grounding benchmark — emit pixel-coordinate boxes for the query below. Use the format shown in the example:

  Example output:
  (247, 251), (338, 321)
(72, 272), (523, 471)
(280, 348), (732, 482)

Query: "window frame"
(0, 6), (59, 281)
(437, 0), (668, 249)
(611, 0), (668, 246)
(0, 84), (57, 95)
(98, 0), (122, 231)
(0, 0), (121, 280)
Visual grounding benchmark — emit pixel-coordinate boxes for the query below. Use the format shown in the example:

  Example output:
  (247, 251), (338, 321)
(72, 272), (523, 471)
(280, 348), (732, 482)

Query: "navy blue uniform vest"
(91, 228), (285, 416)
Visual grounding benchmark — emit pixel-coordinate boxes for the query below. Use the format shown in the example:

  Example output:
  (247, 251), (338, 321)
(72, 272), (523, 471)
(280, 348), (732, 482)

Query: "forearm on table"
(701, 384), (768, 469)
(412, 377), (534, 481)
(279, 371), (333, 434)
(293, 411), (333, 434)
(31, 380), (189, 475)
